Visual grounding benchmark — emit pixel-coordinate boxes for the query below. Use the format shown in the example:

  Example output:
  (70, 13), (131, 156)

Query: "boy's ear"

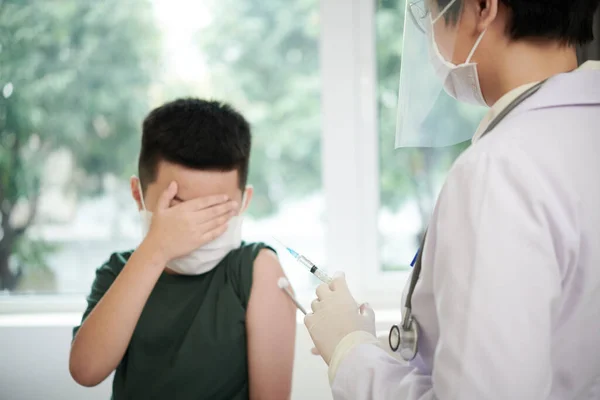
(130, 176), (144, 211)
(240, 185), (254, 214)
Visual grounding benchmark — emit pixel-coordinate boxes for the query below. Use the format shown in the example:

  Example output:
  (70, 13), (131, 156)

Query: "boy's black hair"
(436, 0), (600, 45)
(138, 98), (251, 191)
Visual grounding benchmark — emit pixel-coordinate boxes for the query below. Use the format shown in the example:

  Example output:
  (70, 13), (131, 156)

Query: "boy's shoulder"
(225, 241), (278, 272)
(230, 241), (275, 259)
(224, 241), (276, 274)
(97, 243), (275, 272)
(221, 241), (277, 307)
(95, 243), (276, 280)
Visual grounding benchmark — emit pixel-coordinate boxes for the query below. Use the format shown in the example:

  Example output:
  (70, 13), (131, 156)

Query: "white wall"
(0, 313), (402, 400)
(0, 321), (332, 400)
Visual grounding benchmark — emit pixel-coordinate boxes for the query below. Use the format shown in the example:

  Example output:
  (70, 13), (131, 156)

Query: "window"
(2, 0), (490, 312)
(376, 0), (486, 273)
(0, 0), (323, 301)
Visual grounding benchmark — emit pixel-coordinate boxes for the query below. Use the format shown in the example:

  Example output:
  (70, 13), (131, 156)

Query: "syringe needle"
(272, 236), (300, 258)
(272, 236), (290, 249)
(272, 235), (331, 284)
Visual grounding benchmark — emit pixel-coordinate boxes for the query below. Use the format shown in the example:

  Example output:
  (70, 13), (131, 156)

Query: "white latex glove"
(304, 272), (376, 365)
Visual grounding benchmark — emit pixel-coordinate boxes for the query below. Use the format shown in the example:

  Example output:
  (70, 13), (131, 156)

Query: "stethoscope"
(388, 79), (547, 362)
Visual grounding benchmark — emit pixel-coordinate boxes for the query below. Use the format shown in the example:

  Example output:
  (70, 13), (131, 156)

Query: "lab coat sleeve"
(330, 148), (564, 400)
(332, 343), (437, 399)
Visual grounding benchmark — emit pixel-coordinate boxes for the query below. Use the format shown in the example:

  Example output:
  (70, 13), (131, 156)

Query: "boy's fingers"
(197, 219), (230, 243)
(156, 181), (178, 211)
(179, 194), (231, 212)
(192, 202), (238, 225)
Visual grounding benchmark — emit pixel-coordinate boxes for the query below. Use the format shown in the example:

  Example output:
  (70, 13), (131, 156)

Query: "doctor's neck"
(481, 39), (578, 105)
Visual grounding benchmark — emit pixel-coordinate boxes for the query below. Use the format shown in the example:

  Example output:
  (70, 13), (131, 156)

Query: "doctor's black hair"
(436, 0), (600, 45)
(138, 98), (251, 191)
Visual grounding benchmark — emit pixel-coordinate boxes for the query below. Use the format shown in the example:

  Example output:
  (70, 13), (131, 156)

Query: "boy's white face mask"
(427, 4), (488, 107)
(138, 181), (244, 275)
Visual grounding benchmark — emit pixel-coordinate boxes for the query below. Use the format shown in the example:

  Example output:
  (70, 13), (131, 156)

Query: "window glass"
(376, 0), (485, 271)
(0, 0), (322, 297)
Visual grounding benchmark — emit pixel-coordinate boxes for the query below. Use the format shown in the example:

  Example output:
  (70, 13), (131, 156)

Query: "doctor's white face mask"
(427, 2), (488, 107)
(138, 181), (244, 275)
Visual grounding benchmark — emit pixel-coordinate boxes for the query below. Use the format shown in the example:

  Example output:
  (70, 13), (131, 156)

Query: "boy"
(70, 99), (296, 400)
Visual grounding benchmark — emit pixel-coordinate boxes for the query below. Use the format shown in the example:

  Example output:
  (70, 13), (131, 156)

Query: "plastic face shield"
(395, 0), (487, 148)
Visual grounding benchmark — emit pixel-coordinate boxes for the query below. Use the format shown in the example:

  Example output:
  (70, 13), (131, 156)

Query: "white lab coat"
(331, 63), (600, 399)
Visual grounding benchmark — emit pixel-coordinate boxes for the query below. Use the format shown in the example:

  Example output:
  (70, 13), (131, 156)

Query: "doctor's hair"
(138, 98), (251, 191)
(436, 0), (600, 45)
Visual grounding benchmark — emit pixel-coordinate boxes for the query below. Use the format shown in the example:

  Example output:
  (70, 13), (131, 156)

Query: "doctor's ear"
(475, 0), (498, 33)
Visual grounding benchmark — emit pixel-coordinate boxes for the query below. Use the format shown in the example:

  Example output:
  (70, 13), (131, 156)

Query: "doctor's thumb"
(359, 303), (375, 319)
(332, 271), (345, 280)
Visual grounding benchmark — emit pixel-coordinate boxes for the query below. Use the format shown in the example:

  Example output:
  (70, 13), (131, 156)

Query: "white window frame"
(0, 0), (410, 315)
(320, 0), (411, 310)
(0, 295), (86, 314)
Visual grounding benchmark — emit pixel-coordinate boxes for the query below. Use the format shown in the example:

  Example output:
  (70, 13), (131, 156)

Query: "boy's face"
(130, 160), (252, 213)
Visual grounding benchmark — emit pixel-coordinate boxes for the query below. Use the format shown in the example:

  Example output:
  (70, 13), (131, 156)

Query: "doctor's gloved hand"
(304, 272), (377, 366)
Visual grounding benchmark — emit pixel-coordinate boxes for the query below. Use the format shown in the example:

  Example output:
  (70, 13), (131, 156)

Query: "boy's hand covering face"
(144, 181), (238, 263)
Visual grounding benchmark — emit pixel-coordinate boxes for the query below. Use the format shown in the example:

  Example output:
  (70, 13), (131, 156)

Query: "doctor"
(305, 0), (600, 398)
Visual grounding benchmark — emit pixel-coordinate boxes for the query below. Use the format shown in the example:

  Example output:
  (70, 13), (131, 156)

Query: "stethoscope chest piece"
(389, 310), (419, 362)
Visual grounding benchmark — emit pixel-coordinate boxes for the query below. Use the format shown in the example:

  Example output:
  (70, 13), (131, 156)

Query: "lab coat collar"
(472, 61), (600, 143)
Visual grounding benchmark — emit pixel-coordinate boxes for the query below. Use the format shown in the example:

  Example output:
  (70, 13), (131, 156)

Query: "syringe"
(273, 237), (333, 284)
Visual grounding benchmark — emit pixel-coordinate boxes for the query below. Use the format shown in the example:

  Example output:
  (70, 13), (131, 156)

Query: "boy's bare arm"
(246, 249), (296, 400)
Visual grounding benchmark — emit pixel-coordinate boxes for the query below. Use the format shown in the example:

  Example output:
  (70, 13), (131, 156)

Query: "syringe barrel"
(314, 269), (333, 284)
(297, 255), (332, 284)
(297, 255), (317, 273)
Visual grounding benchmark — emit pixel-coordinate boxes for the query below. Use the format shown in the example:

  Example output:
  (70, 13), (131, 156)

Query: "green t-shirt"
(73, 242), (273, 400)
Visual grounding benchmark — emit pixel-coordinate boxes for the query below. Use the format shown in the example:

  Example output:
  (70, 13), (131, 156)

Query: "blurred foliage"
(12, 237), (58, 292)
(0, 0), (160, 290)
